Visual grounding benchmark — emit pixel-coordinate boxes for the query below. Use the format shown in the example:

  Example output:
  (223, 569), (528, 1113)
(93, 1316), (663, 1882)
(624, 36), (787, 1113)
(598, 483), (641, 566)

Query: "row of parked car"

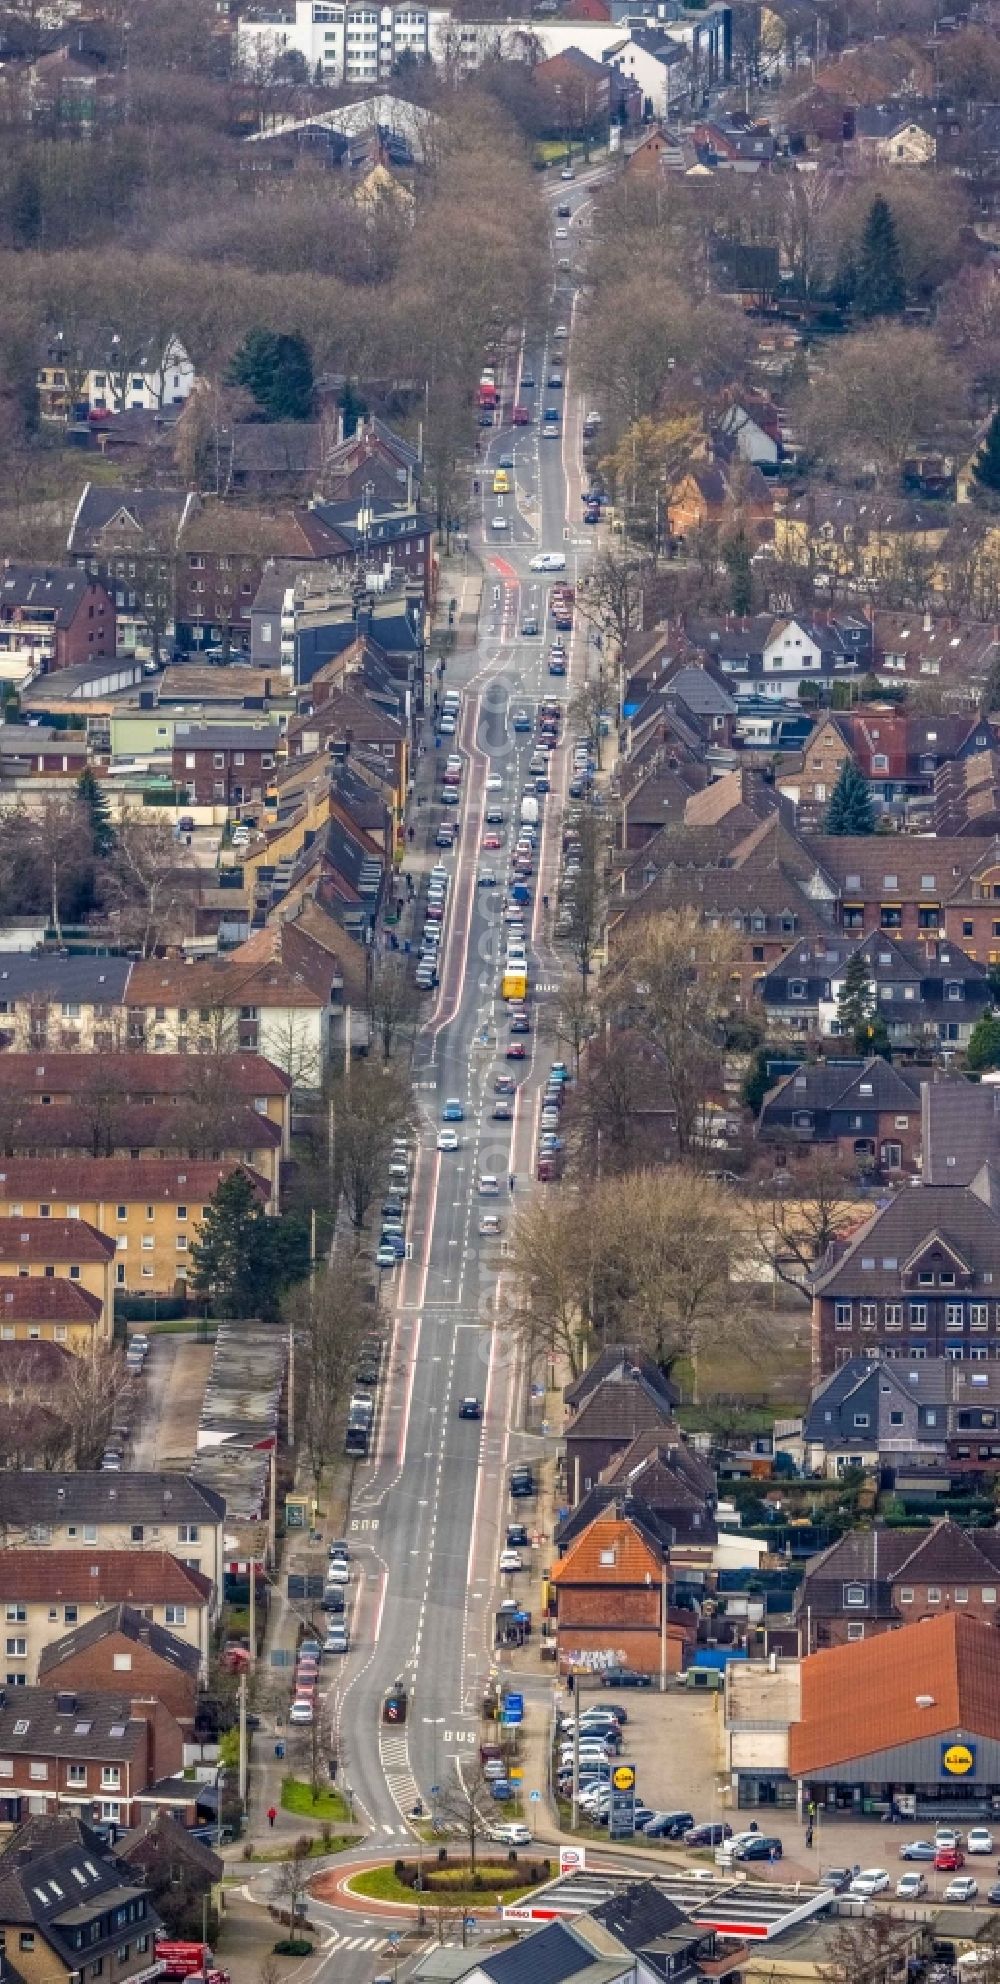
(288, 1542), (355, 1726)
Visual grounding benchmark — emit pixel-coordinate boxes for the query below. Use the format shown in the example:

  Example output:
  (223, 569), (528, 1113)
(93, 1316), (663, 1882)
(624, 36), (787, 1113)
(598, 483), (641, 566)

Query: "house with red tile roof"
(548, 1510), (694, 1678)
(0, 1549), (212, 1681)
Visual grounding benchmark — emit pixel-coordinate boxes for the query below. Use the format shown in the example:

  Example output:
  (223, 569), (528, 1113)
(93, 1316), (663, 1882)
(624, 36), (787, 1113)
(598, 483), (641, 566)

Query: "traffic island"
(312, 1856), (548, 1914)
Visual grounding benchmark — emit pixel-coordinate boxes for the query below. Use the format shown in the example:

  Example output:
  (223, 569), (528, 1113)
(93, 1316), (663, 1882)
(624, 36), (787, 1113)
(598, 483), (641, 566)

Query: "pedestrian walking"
(267, 1805), (277, 1829)
(509, 1173), (516, 1194)
(805, 1824), (814, 1849)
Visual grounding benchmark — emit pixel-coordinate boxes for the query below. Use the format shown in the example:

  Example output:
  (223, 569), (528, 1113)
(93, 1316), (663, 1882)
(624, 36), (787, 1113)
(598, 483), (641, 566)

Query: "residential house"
(760, 929), (991, 1047)
(533, 49), (613, 132)
(601, 32), (688, 117)
(0, 1550), (212, 1683)
(757, 1056), (927, 1175)
(852, 104), (936, 165)
(564, 1345), (679, 1418)
(716, 389), (784, 470)
(306, 499), (435, 606)
(0, 1220), (115, 1337)
(794, 1357), (1000, 1480)
(0, 1474), (225, 1597)
(0, 1279), (107, 1354)
(286, 682), (408, 817)
(318, 416), (421, 509)
(38, 332), (194, 420)
(793, 1518), (1000, 1646)
(564, 1364), (679, 1501)
(170, 721), (280, 807)
(692, 113), (777, 168)
(685, 611), (871, 704)
(125, 919), (343, 1086)
(668, 461), (772, 547)
(0, 1159), (269, 1294)
(224, 421), (323, 498)
(66, 484), (195, 661)
(116, 1812), (222, 1939)
(0, 1688), (183, 1833)
(923, 1078), (1000, 1185)
(935, 749), (1000, 835)
(38, 1610), (200, 1733)
(174, 502), (343, 657)
(773, 491), (952, 591)
(0, 1813), (161, 1984)
(809, 1162), (1000, 1374)
(548, 1508), (692, 1677)
(0, 1051), (292, 1154)
(872, 612), (1000, 706)
(0, 566), (114, 689)
(557, 1428), (718, 1558)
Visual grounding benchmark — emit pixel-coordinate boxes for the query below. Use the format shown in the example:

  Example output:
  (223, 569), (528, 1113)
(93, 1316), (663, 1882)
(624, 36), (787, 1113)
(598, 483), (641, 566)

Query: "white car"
(289, 1699), (314, 1725)
(486, 775), (504, 792)
(896, 1874), (927, 1899)
(945, 1878), (979, 1903)
(479, 1174), (500, 1196)
(490, 1822), (531, 1847)
(529, 552), (567, 572)
(479, 1213), (502, 1236)
(555, 226), (568, 238)
(554, 324), (568, 338)
(437, 1128), (459, 1152)
(325, 1558), (349, 1584)
(849, 1869), (890, 1897)
(491, 515), (508, 531)
(967, 1828), (994, 1854)
(935, 1826), (962, 1849)
(499, 1548), (523, 1573)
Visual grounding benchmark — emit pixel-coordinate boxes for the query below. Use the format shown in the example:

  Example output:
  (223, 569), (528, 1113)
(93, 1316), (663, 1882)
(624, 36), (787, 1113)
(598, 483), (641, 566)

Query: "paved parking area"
(131, 1334), (213, 1467)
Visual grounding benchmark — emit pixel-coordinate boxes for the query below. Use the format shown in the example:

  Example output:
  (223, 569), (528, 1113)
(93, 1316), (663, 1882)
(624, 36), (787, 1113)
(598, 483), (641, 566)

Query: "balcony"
(699, 1946), (751, 1976)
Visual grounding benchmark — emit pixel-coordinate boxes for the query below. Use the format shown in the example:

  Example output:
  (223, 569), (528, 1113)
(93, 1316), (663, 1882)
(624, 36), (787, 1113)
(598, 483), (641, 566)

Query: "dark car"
(458, 1396), (482, 1419)
(584, 505), (601, 525)
(557, 202), (572, 217)
(736, 1836), (783, 1862)
(600, 1669), (653, 1689)
(510, 1465), (535, 1498)
(643, 1811), (694, 1840)
(493, 1100), (514, 1121)
(685, 1822), (733, 1847)
(988, 1883), (1000, 1905)
(506, 1523), (529, 1547)
(521, 617), (539, 637)
(521, 371), (535, 388)
(819, 1870), (852, 1894)
(511, 1013), (531, 1034)
(547, 373), (563, 389)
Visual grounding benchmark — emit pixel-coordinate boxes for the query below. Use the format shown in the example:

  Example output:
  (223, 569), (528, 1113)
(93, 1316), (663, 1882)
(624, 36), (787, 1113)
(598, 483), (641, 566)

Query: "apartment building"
(0, 1688), (183, 1833)
(0, 1161), (269, 1293)
(0, 1474), (226, 1595)
(0, 1221), (115, 1331)
(1, 1551), (212, 1683)
(0, 1812), (162, 1984)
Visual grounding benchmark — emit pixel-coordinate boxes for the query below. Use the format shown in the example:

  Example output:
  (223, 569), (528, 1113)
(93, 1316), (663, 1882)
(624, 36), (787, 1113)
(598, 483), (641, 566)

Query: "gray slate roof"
(0, 1470), (225, 1529)
(811, 1168), (1000, 1297)
(923, 1082), (1000, 1185)
(0, 955), (132, 1003)
(0, 1689), (149, 1761)
(0, 564), (97, 623)
(38, 1603), (201, 1681)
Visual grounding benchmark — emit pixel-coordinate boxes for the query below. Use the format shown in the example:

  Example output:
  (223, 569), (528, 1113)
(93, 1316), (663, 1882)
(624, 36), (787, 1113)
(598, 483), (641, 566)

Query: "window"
(956, 1587), (969, 1604)
(178, 1524), (200, 1543)
(101, 1766), (120, 1788)
(64, 1605), (77, 1624)
(165, 1604), (186, 1626)
(899, 1587), (914, 1604)
(28, 1760), (48, 1779)
(844, 1583), (868, 1606)
(113, 1652), (132, 1671)
(5, 1605), (25, 1622)
(860, 1303), (877, 1329)
(971, 1304), (989, 1331)
(835, 1302), (852, 1330)
(5, 1638), (25, 1656)
(846, 1621), (865, 1641)
(19, 1935), (35, 1953)
(946, 1303), (965, 1331)
(853, 1413), (870, 1428)
(909, 1303), (928, 1329)
(67, 1763), (87, 1785)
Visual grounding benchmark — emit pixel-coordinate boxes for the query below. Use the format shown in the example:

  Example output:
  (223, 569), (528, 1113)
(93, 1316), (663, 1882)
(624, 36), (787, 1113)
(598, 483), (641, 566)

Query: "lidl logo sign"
(612, 1765), (636, 1792)
(942, 1743), (976, 1777)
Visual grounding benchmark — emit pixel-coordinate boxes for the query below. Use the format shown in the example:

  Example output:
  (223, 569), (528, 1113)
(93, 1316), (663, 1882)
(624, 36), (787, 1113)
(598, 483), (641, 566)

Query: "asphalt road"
(300, 162), (605, 1984)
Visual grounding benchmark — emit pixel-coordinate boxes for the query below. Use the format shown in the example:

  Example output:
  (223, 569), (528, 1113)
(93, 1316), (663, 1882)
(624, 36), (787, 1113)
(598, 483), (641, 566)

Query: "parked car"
(896, 1874), (927, 1900)
(685, 1822), (733, 1847)
(944, 1878), (979, 1903)
(967, 1828), (994, 1854)
(735, 1837), (783, 1863)
(899, 1841), (935, 1861)
(642, 1811), (693, 1840)
(818, 1870), (852, 1894)
(600, 1669), (652, 1689)
(849, 1869), (890, 1896)
(935, 1847), (965, 1871)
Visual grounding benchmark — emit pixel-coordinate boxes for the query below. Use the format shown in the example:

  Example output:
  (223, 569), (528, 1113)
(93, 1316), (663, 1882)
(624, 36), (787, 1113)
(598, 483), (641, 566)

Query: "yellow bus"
(502, 966), (528, 1001)
(493, 468), (511, 495)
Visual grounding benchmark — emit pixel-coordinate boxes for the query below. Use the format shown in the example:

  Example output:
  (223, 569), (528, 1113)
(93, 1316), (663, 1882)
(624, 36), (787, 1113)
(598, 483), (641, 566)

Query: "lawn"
(252, 1834), (355, 1863)
(281, 1777), (352, 1824)
(348, 1865), (541, 1910)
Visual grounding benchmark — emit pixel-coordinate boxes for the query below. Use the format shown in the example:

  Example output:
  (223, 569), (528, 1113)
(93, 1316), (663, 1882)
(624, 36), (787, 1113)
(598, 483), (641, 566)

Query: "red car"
(506, 1042), (527, 1060)
(935, 1847), (965, 1871)
(482, 831), (502, 850)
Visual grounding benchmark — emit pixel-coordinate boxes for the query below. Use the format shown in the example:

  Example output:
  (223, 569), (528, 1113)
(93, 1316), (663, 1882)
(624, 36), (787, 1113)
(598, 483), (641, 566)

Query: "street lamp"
(423, 1716), (446, 1821)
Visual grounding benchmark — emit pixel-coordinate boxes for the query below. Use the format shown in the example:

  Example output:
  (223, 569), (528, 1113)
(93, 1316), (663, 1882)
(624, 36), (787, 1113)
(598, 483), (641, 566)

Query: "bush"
(273, 1941), (313, 1956)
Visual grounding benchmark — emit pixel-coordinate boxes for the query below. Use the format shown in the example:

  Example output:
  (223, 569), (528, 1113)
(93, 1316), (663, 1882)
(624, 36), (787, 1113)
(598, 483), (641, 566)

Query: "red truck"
(155, 1942), (230, 1983)
(478, 376), (498, 410)
(512, 404), (530, 426)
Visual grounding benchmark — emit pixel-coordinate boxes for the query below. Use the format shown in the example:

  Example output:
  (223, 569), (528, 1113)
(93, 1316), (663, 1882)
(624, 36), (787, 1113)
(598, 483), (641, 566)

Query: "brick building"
(757, 1056), (928, 1175)
(548, 1509), (691, 1677)
(0, 564), (114, 686)
(170, 721), (280, 806)
(0, 1812), (162, 1984)
(0, 1549), (212, 1683)
(0, 1687), (182, 1832)
(38, 1607), (200, 1731)
(795, 1520), (1000, 1648)
(810, 1165), (1000, 1375)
